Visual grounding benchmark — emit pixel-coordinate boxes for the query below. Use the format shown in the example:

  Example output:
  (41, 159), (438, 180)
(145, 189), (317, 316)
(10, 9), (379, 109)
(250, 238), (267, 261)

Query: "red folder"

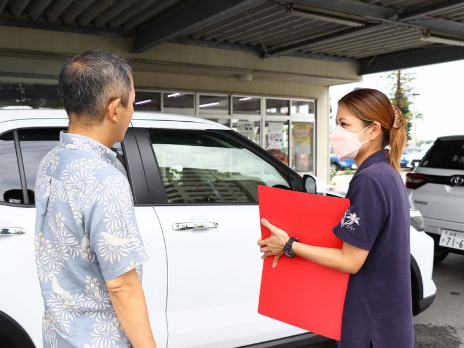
(258, 186), (351, 341)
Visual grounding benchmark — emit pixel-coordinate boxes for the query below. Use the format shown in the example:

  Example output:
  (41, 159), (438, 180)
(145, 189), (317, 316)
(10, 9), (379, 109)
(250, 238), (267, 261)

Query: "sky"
(329, 59), (464, 143)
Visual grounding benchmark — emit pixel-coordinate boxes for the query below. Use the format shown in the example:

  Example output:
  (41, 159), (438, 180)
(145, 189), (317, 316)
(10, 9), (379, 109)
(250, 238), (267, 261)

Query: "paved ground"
(306, 253), (464, 348)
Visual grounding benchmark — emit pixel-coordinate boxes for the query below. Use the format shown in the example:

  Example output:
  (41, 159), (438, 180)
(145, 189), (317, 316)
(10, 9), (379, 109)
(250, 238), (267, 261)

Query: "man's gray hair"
(58, 49), (133, 122)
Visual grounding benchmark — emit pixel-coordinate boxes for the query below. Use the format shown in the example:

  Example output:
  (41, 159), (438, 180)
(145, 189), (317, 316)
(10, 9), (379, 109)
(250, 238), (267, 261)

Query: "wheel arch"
(410, 255), (423, 316)
(0, 311), (35, 348)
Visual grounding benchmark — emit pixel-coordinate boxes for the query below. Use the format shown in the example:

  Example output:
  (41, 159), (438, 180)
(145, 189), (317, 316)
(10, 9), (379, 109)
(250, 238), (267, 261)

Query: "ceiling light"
(236, 74), (253, 82)
(287, 5), (364, 28)
(199, 102), (220, 108)
(134, 99), (153, 105)
(239, 97), (253, 101)
(421, 32), (464, 47)
(167, 93), (184, 98)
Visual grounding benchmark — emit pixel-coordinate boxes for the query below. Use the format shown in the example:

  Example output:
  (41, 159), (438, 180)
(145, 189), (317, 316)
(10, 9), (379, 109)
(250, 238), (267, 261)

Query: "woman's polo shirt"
(333, 150), (413, 348)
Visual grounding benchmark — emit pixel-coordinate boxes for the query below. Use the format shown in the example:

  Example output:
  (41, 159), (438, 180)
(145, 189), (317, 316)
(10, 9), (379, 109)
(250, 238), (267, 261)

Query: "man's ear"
(105, 98), (122, 123)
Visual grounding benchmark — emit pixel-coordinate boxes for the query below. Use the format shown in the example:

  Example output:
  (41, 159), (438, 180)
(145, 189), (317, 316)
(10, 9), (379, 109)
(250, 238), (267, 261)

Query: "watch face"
(283, 249), (295, 258)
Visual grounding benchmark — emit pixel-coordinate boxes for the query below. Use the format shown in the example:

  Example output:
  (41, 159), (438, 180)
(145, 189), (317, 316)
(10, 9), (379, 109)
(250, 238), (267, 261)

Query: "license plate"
(439, 230), (464, 250)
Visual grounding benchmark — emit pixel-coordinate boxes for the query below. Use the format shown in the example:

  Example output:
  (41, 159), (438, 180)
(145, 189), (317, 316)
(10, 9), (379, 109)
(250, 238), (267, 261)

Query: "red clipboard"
(258, 186), (351, 341)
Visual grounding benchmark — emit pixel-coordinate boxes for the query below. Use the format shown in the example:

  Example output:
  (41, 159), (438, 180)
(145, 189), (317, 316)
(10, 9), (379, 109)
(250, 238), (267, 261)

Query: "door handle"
(172, 222), (218, 231)
(0, 227), (26, 236)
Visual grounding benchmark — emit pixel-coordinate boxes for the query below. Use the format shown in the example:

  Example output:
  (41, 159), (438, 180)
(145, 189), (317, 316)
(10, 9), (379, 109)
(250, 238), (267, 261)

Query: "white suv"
(407, 135), (464, 264)
(0, 110), (436, 348)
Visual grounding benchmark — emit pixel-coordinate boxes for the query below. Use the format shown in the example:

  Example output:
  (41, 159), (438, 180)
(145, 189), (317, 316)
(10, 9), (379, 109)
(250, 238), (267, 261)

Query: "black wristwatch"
(283, 237), (299, 258)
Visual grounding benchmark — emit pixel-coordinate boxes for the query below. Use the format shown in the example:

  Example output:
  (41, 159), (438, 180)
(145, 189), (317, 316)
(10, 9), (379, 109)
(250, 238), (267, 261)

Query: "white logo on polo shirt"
(340, 209), (360, 231)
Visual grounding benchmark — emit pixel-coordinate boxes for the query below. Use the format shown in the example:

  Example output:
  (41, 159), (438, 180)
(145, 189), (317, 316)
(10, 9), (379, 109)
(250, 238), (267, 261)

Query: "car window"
(18, 129), (128, 204)
(149, 130), (291, 204)
(421, 139), (464, 170)
(0, 131), (23, 204)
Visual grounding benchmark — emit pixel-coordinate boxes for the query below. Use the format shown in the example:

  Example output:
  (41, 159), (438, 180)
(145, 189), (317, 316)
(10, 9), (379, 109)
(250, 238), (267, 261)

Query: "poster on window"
(268, 122), (284, 150)
(293, 123), (311, 155)
(237, 121), (254, 136)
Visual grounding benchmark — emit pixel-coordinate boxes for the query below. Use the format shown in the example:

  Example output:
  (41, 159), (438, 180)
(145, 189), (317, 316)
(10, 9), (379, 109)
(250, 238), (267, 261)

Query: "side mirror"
(303, 175), (317, 194)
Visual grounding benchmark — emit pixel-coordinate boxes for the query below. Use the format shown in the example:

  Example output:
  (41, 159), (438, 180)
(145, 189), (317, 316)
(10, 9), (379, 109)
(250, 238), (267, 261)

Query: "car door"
(132, 119), (307, 348)
(0, 117), (69, 347)
(0, 116), (168, 348)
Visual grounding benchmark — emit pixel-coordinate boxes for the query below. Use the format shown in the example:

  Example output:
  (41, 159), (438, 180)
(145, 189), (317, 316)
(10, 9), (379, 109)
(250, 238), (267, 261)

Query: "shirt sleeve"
(85, 173), (149, 281)
(333, 173), (388, 251)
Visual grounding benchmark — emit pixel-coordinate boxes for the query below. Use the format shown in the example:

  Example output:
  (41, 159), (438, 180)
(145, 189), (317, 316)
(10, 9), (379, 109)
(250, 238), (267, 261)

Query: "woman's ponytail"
(388, 106), (408, 172)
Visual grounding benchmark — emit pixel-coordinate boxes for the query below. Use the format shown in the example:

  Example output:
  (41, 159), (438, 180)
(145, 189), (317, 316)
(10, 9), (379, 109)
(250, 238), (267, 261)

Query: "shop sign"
(268, 122), (284, 150)
(293, 123), (311, 155)
(237, 121), (254, 136)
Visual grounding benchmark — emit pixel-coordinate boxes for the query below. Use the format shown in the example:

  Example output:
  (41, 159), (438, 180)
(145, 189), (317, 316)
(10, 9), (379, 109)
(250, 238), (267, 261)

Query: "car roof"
(0, 109), (230, 130)
(436, 135), (464, 141)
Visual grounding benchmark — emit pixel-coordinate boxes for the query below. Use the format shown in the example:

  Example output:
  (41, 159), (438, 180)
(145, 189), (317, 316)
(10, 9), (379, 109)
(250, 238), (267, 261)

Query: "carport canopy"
(2, 0), (464, 74)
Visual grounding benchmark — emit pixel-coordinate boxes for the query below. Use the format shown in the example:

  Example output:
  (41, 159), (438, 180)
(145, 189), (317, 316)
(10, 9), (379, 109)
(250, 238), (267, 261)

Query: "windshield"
(421, 138), (464, 170)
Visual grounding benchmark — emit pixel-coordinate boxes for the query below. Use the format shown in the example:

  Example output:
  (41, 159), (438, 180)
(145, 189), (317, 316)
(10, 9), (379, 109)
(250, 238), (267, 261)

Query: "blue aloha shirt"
(35, 132), (148, 348)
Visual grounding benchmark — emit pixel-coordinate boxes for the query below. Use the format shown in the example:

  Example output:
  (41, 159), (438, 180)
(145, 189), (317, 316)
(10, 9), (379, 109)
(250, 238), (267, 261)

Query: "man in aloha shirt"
(35, 50), (156, 348)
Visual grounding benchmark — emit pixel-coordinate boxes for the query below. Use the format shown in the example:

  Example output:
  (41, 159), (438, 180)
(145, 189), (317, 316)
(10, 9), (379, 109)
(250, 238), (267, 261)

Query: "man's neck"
(68, 124), (114, 149)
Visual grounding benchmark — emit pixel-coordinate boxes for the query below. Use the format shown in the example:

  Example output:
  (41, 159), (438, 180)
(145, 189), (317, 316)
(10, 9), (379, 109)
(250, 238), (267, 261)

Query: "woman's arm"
(258, 218), (369, 274)
(292, 241), (369, 274)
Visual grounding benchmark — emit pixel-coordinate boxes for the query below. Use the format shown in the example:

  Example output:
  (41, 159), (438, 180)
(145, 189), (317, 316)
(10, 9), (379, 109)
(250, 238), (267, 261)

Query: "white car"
(0, 110), (436, 347)
(407, 135), (464, 264)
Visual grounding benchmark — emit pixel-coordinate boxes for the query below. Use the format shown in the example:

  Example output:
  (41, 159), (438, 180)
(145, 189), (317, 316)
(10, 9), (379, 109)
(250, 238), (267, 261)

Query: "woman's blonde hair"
(338, 88), (408, 172)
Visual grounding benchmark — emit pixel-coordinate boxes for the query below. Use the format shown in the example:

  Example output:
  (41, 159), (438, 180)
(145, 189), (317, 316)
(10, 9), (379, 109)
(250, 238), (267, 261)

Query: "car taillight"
(406, 173), (427, 189)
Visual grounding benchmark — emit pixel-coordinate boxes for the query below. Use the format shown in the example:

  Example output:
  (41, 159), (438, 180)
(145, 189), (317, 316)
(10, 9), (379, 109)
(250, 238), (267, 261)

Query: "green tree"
(385, 70), (422, 142)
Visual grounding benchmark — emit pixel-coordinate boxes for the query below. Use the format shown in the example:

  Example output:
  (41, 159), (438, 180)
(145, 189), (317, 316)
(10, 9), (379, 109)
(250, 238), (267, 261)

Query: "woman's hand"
(257, 218), (290, 268)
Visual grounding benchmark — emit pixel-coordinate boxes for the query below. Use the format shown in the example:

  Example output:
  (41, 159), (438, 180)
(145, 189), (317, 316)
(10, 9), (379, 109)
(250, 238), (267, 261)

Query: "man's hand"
(106, 269), (156, 348)
(257, 218), (290, 268)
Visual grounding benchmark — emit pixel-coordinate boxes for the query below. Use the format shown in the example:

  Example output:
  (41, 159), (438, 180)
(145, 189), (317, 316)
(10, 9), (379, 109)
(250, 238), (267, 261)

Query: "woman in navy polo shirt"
(258, 88), (413, 348)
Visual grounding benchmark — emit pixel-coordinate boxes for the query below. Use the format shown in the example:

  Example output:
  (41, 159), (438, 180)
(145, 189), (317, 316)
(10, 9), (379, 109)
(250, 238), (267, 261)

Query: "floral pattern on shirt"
(35, 132), (148, 348)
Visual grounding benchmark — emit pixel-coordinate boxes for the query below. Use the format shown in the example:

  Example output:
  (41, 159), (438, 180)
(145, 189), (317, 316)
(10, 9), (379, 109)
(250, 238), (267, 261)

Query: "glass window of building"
(266, 99), (290, 115)
(291, 100), (316, 116)
(231, 119), (260, 146)
(134, 91), (161, 111)
(291, 122), (314, 173)
(264, 121), (289, 165)
(232, 96), (261, 115)
(0, 83), (62, 109)
(199, 95), (229, 113)
(163, 92), (194, 113)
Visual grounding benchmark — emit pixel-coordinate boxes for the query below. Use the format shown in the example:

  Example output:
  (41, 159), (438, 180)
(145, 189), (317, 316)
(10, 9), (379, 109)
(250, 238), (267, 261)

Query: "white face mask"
(329, 123), (372, 160)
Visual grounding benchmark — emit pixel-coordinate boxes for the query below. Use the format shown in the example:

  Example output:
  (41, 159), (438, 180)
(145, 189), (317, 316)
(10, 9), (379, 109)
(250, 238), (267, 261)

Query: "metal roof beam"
(77, 0), (117, 26)
(93, 1), (133, 28)
(0, 0), (8, 17)
(359, 45), (464, 74)
(9, 0), (31, 18)
(264, 0), (464, 58)
(279, 0), (396, 20)
(27, 0), (53, 20)
(397, 0), (464, 20)
(0, 17), (128, 37)
(62, 0), (96, 24)
(133, 0), (262, 53)
(46, 0), (74, 22)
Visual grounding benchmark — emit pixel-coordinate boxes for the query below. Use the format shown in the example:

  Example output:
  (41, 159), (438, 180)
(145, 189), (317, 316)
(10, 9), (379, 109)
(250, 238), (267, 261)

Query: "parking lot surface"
(307, 253), (464, 348)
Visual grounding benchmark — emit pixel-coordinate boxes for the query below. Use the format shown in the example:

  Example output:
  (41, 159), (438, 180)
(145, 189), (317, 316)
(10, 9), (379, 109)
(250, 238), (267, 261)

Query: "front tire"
(434, 245), (449, 264)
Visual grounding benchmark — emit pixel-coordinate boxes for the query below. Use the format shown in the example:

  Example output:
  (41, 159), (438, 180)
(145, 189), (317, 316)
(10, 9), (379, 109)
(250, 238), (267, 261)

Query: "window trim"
(0, 127), (141, 207)
(0, 129), (28, 207)
(13, 130), (30, 205)
(137, 127), (303, 206)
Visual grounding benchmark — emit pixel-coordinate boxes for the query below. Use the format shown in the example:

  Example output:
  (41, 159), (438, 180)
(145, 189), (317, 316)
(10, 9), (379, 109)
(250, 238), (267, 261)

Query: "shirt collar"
(355, 149), (389, 174)
(60, 131), (117, 164)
